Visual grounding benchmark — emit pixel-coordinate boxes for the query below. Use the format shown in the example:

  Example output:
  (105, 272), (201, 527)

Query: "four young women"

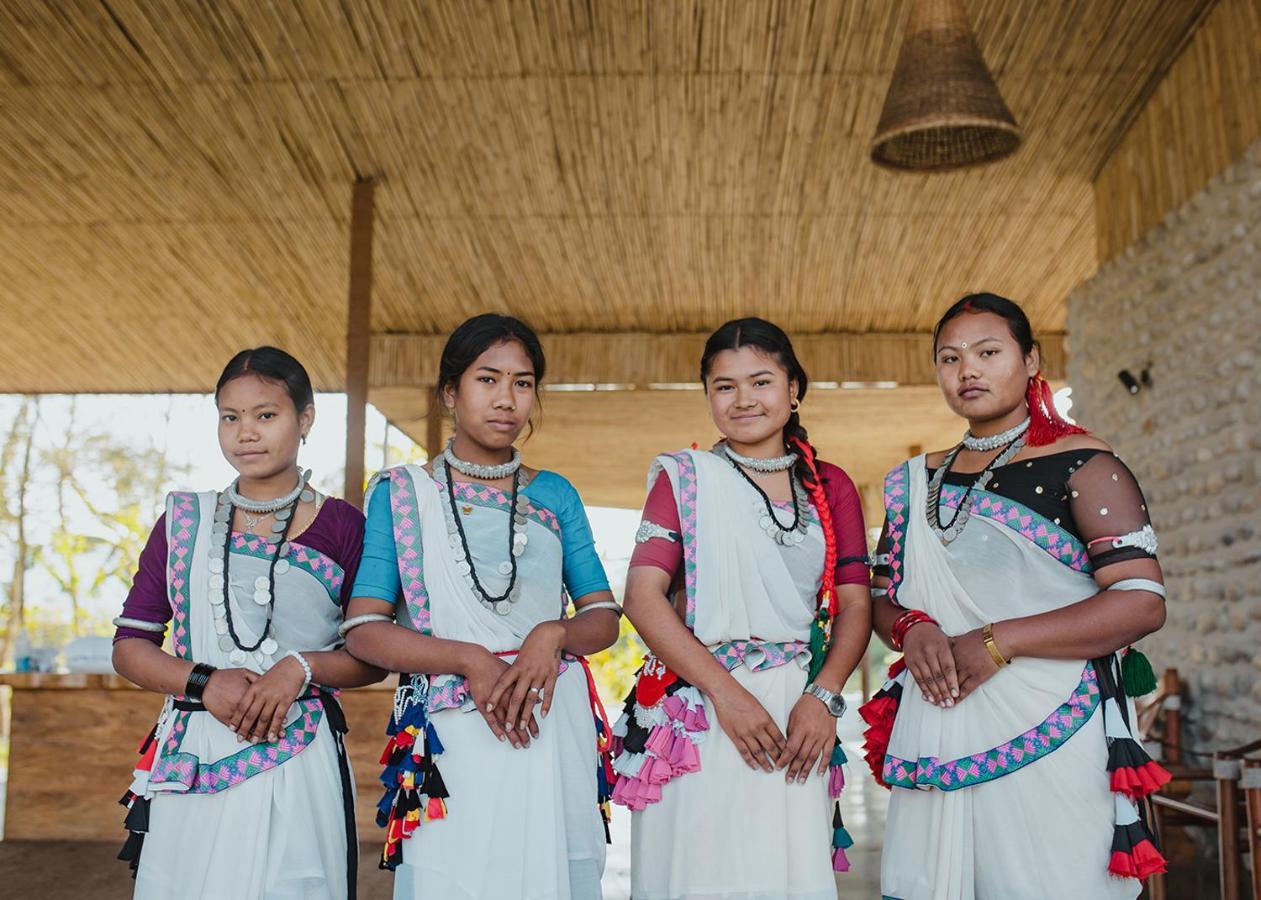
(114, 298), (1168, 899)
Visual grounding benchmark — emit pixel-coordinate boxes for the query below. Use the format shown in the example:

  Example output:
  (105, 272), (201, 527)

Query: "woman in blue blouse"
(343, 314), (621, 900)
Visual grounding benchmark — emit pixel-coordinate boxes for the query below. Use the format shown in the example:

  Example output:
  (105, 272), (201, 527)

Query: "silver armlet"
(575, 600), (623, 617)
(112, 616), (167, 633)
(869, 586), (889, 600)
(1108, 578), (1167, 600)
(1110, 525), (1159, 555)
(635, 520), (679, 544)
(870, 552), (891, 567)
(338, 612), (395, 637)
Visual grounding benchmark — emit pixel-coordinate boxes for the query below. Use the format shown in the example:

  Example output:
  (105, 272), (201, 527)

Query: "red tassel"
(1110, 760), (1172, 799)
(1109, 840), (1167, 879)
(887, 657), (907, 679)
(425, 796), (447, 820)
(1025, 373), (1087, 447)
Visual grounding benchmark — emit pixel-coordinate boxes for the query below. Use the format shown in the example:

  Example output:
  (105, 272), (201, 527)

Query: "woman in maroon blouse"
(611, 318), (872, 900)
(111, 347), (381, 900)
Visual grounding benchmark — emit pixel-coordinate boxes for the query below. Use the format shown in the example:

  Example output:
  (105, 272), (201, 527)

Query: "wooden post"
(1163, 669), (1182, 767)
(1243, 759), (1261, 900)
(343, 178), (375, 508)
(1217, 753), (1243, 900)
(426, 388), (444, 460)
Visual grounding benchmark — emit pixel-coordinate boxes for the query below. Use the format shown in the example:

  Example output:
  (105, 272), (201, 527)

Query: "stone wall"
(1068, 139), (1261, 753)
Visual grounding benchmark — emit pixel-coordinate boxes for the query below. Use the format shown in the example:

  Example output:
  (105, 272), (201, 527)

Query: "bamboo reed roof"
(0, 1), (1218, 506)
(0, 0), (1215, 396)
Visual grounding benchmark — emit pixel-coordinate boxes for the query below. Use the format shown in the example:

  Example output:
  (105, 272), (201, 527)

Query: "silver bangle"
(869, 586), (888, 599)
(284, 649), (313, 695)
(112, 616), (167, 633)
(337, 612), (394, 637)
(1107, 578), (1167, 600)
(575, 600), (623, 617)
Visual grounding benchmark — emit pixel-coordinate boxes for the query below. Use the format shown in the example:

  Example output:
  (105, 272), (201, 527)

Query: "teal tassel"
(807, 611), (829, 682)
(1121, 648), (1158, 697)
(830, 803), (853, 849)
(830, 742), (847, 767)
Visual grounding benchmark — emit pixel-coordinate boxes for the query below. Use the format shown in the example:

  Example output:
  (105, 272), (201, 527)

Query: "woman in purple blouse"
(111, 347), (382, 900)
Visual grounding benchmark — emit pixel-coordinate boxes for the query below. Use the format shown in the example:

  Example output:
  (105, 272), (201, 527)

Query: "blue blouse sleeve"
(531, 472), (611, 601)
(349, 478), (401, 603)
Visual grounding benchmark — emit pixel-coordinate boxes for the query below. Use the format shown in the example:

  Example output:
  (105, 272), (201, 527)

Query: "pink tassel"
(645, 725), (674, 757)
(828, 764), (845, 798)
(667, 732), (690, 767)
(646, 755), (675, 785)
(662, 694), (685, 721)
(673, 736), (701, 774)
(832, 846), (850, 872)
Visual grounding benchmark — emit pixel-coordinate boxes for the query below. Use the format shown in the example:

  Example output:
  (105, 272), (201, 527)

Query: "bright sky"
(0, 393), (639, 641)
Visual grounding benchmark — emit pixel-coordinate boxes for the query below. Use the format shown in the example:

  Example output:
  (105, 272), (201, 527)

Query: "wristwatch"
(803, 682), (847, 718)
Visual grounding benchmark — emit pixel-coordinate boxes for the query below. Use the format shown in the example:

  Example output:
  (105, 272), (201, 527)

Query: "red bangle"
(891, 609), (938, 650)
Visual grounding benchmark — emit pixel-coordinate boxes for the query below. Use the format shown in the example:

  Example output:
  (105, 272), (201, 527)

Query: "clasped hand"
(902, 623), (1001, 707)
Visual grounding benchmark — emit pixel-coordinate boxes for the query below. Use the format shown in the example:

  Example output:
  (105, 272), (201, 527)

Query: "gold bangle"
(982, 622), (1011, 668)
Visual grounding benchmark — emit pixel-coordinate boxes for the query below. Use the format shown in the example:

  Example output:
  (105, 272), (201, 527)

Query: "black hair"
(215, 346), (314, 412)
(932, 292), (1036, 359)
(700, 317), (814, 484)
(436, 313), (547, 435)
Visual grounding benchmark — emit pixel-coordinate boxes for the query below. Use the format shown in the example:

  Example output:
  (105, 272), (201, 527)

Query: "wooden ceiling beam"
(370, 331), (1065, 390)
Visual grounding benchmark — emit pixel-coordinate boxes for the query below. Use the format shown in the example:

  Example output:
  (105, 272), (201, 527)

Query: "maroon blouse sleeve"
(113, 513), (171, 645)
(821, 462), (871, 587)
(628, 470), (683, 577)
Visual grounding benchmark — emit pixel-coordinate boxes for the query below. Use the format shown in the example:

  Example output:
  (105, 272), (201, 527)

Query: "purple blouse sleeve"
(113, 514), (171, 645)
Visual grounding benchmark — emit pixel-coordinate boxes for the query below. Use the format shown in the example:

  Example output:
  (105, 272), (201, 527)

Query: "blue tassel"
(425, 722), (444, 756)
(833, 826), (854, 849)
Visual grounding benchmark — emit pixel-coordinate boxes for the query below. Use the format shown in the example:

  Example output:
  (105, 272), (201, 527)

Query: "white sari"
(878, 457), (1138, 900)
(618, 450), (844, 900)
(131, 492), (354, 900)
(372, 464), (607, 900)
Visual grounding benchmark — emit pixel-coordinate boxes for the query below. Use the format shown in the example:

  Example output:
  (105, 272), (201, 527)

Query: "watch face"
(828, 694), (847, 717)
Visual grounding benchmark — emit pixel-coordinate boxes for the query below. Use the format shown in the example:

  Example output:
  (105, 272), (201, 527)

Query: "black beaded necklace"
(722, 453), (808, 536)
(444, 460), (521, 607)
(220, 498), (299, 653)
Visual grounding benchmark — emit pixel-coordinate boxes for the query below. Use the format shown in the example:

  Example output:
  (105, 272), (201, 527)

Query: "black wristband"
(183, 662), (217, 701)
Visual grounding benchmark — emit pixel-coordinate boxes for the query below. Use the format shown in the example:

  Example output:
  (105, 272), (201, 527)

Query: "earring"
(790, 398), (800, 413)
(301, 434), (308, 445)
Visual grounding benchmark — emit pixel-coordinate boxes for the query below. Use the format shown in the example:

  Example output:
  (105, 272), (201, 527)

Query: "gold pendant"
(461, 505), (473, 516)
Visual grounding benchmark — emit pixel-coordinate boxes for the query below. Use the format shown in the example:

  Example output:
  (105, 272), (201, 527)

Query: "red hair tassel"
(1025, 372), (1087, 447)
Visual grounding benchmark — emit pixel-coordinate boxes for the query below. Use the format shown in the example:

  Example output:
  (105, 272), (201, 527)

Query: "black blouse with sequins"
(873, 448), (1157, 575)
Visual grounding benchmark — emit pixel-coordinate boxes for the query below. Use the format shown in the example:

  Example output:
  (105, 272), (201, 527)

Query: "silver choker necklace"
(962, 418), (1030, 452)
(224, 468), (314, 513)
(443, 440), (521, 480)
(720, 442), (798, 473)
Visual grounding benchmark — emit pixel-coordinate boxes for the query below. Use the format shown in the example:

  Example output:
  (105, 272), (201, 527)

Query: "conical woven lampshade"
(872, 0), (1022, 171)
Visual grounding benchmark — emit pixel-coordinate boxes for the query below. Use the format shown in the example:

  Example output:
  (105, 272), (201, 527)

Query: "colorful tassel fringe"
(377, 694), (449, 870)
(858, 659), (905, 790)
(609, 670), (708, 811)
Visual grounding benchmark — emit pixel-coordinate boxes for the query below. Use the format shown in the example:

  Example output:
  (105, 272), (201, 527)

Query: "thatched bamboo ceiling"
(0, 0), (1214, 397)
